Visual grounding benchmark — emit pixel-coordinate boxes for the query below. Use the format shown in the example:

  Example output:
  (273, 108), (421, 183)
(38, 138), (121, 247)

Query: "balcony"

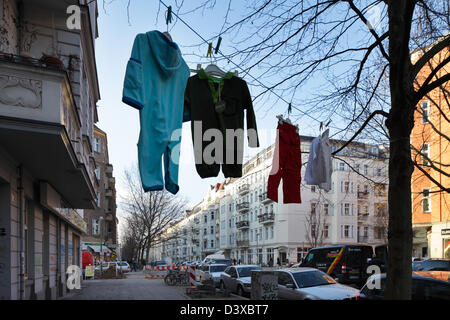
(357, 191), (369, 199)
(258, 212), (275, 224)
(0, 54), (95, 208)
(238, 184), (250, 195)
(236, 202), (250, 213)
(236, 220), (250, 230)
(236, 240), (249, 247)
(259, 192), (273, 204)
(358, 214), (369, 223)
(194, 218), (200, 224)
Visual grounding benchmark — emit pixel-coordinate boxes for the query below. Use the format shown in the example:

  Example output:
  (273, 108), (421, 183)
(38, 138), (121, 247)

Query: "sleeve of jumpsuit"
(241, 80), (260, 148)
(122, 35), (145, 110)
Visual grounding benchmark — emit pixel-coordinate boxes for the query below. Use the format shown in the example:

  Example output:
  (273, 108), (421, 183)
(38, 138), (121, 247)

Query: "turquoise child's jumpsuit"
(122, 31), (189, 194)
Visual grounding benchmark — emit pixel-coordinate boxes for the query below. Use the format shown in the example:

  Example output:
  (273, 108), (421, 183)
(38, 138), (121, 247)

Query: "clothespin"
(320, 121), (323, 132)
(287, 103), (292, 116)
(214, 37), (222, 54)
(165, 6), (173, 26)
(206, 42), (213, 58)
(325, 120), (331, 127)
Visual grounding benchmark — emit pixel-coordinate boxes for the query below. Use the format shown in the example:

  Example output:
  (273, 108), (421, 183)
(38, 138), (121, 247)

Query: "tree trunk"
(385, 0), (415, 300)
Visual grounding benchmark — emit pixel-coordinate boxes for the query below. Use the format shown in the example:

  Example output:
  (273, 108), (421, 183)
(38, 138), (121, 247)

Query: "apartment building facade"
(0, 0), (100, 299)
(81, 126), (118, 263)
(153, 136), (388, 265)
(411, 45), (450, 259)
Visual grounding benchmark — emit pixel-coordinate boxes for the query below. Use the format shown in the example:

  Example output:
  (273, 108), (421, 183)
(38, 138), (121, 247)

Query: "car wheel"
(237, 285), (244, 296)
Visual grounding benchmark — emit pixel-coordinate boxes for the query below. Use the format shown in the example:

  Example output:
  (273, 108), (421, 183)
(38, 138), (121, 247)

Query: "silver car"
(196, 264), (228, 287)
(277, 268), (360, 300)
(220, 265), (262, 296)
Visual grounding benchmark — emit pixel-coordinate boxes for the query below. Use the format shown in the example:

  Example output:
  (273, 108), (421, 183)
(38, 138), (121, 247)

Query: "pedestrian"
(277, 257), (281, 267)
(238, 259), (241, 265)
(268, 258), (274, 267)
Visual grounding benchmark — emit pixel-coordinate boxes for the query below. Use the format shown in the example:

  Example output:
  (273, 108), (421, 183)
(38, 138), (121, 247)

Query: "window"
(94, 168), (100, 180)
(311, 203), (317, 215)
(93, 137), (100, 152)
(364, 165), (368, 175)
(344, 203), (350, 215)
(211, 212), (214, 220)
(422, 189), (431, 212)
(210, 240), (214, 248)
(421, 101), (430, 123)
(344, 225), (350, 238)
(376, 168), (382, 177)
(204, 228), (207, 235)
(278, 272), (295, 286)
(363, 226), (369, 237)
(355, 164), (360, 173)
(324, 203), (329, 215)
(204, 215), (207, 223)
(92, 219), (100, 235)
(270, 226), (274, 239)
(311, 186), (316, 193)
(210, 226), (214, 234)
(422, 143), (430, 166)
(344, 181), (350, 193)
(323, 225), (329, 238)
(339, 163), (345, 171)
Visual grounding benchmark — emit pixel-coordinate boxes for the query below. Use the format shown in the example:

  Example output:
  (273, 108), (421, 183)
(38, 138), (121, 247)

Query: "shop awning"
(87, 245), (112, 254)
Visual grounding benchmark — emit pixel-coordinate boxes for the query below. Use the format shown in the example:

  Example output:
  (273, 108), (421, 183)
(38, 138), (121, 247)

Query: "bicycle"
(164, 269), (189, 286)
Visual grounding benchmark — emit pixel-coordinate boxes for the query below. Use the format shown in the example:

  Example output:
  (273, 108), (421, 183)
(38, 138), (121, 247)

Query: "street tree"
(163, 0), (450, 299)
(120, 165), (186, 263)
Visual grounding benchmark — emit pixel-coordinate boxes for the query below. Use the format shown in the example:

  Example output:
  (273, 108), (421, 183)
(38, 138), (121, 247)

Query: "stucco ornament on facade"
(0, 74), (42, 109)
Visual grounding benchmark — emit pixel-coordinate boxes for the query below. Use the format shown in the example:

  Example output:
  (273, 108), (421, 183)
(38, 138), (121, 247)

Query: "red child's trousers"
(267, 121), (302, 203)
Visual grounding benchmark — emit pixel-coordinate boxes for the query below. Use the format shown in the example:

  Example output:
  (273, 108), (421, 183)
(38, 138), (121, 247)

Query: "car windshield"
(211, 259), (231, 265)
(237, 266), (262, 277)
(292, 270), (337, 288)
(210, 265), (227, 273)
(119, 262), (128, 266)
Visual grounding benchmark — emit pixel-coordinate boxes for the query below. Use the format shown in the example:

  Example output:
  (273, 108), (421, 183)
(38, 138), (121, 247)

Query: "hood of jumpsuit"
(147, 31), (182, 78)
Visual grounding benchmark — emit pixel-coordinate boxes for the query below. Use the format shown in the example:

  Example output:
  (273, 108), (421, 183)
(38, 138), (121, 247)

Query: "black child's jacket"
(183, 70), (259, 178)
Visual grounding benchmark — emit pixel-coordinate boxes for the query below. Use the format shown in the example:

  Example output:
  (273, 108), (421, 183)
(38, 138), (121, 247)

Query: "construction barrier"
(144, 265), (189, 279)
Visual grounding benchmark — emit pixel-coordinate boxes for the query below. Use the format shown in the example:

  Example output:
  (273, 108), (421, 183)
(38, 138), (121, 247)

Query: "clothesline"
(158, 0), (343, 135)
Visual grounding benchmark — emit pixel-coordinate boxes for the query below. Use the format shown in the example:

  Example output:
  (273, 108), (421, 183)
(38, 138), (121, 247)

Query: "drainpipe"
(17, 165), (24, 300)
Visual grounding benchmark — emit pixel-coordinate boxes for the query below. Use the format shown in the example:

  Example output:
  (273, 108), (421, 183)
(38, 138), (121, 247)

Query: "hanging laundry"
(305, 128), (332, 191)
(267, 120), (302, 203)
(183, 68), (259, 178)
(122, 30), (190, 194)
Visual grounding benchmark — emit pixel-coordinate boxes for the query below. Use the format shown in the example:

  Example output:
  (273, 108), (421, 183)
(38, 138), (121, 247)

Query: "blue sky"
(93, 0), (378, 224)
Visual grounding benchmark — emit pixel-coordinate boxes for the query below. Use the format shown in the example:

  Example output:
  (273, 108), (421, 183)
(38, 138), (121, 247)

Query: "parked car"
(196, 264), (228, 286)
(276, 268), (360, 300)
(118, 261), (131, 273)
(413, 259), (450, 272)
(360, 271), (450, 300)
(220, 265), (262, 296)
(94, 261), (118, 271)
(206, 259), (232, 266)
(154, 260), (169, 267)
(300, 245), (373, 286)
